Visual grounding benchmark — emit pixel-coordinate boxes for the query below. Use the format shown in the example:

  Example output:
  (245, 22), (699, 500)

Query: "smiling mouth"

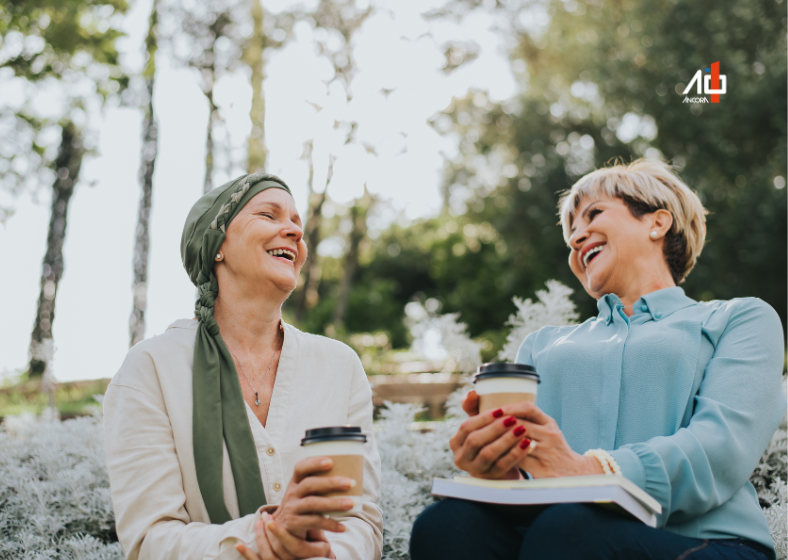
(582, 244), (606, 269)
(267, 248), (296, 262)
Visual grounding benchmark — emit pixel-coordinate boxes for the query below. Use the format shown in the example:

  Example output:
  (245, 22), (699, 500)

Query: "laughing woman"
(411, 159), (786, 560)
(104, 174), (382, 560)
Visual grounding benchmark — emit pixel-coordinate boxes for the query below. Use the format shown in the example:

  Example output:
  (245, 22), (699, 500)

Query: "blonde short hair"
(558, 159), (707, 284)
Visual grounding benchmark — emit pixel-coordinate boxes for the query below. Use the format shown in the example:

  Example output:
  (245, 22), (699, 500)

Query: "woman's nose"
(283, 222), (303, 242)
(569, 229), (588, 251)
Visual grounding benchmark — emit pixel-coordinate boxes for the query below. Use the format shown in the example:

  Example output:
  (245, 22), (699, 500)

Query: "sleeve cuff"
(215, 506), (279, 559)
(258, 505), (278, 516)
(609, 447), (645, 489)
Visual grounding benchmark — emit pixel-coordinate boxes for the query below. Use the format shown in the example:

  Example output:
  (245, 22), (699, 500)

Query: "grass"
(0, 377), (111, 419)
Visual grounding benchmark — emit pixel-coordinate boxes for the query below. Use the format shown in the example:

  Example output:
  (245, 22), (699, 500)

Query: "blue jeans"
(410, 499), (775, 560)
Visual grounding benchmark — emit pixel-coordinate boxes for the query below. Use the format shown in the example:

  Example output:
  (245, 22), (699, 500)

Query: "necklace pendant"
(254, 393), (260, 406)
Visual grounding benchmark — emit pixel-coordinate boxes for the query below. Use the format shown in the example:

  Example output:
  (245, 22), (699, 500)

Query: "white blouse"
(104, 319), (382, 560)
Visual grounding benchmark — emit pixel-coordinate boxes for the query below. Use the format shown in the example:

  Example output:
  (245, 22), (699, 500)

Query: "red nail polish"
(503, 416), (516, 427)
(513, 425), (525, 437)
(492, 408), (504, 418)
(520, 438), (532, 450)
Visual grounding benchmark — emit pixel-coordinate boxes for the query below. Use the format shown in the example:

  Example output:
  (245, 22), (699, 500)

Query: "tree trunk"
(245, 0), (267, 172)
(129, 0), (159, 347)
(332, 186), (373, 327)
(203, 33), (217, 194)
(295, 144), (332, 322)
(204, 91), (215, 194)
(28, 121), (84, 377)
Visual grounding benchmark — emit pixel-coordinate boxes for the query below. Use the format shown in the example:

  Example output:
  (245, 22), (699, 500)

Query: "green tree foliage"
(0, 0), (126, 82)
(0, 0), (128, 213)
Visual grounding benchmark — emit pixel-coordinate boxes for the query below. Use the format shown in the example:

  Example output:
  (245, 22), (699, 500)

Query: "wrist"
(583, 449), (621, 475)
(584, 454), (605, 475)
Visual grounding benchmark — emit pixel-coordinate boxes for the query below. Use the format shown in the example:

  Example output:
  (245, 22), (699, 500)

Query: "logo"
(681, 61), (726, 103)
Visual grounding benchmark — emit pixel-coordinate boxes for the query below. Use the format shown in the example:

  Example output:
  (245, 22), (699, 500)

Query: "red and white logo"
(682, 61), (726, 104)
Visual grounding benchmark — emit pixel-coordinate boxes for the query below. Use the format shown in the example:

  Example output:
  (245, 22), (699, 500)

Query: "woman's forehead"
(573, 192), (619, 214)
(246, 189), (298, 213)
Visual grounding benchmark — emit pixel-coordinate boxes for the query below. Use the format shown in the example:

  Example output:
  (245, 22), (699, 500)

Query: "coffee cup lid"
(301, 426), (368, 446)
(473, 362), (540, 383)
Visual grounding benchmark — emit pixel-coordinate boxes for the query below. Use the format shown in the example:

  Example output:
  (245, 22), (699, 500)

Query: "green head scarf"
(181, 172), (292, 524)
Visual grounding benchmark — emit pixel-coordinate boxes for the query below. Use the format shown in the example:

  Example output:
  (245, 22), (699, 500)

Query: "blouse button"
(655, 311), (662, 319)
(273, 483), (282, 492)
(640, 304), (648, 312)
(266, 447), (275, 456)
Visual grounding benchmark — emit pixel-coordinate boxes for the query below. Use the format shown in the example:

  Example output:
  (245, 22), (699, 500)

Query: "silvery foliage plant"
(405, 298), (482, 373)
(749, 377), (788, 560)
(376, 396), (465, 559)
(0, 406), (122, 560)
(498, 279), (580, 361)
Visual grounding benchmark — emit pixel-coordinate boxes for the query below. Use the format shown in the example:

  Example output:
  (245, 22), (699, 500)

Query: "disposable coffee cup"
(473, 362), (540, 414)
(301, 426), (366, 516)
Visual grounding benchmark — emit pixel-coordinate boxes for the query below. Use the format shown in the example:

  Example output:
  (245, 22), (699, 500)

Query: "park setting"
(1, 0), (786, 559)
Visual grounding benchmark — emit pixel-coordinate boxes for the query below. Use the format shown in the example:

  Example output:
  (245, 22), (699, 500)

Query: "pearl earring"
(216, 253), (223, 261)
(650, 231), (658, 239)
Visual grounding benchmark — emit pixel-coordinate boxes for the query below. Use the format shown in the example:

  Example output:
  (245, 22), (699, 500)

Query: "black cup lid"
(473, 362), (540, 383)
(301, 426), (367, 446)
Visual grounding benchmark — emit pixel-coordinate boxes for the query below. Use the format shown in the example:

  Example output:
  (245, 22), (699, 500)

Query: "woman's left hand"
(235, 513), (336, 560)
(502, 401), (604, 478)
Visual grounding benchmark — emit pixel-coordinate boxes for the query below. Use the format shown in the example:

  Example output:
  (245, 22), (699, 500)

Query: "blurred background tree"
(129, 0), (159, 347)
(0, 0), (129, 376)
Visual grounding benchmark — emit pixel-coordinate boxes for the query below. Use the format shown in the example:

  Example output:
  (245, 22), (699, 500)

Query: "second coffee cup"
(301, 426), (366, 516)
(473, 362), (540, 414)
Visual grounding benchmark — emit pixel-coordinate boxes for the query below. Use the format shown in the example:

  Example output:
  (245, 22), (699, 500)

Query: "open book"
(431, 475), (662, 527)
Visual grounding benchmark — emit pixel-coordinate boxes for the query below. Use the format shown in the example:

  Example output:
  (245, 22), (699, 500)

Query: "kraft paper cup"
(473, 362), (540, 414)
(301, 426), (366, 516)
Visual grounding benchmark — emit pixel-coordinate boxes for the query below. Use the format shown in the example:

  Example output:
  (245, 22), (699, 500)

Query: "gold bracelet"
(583, 449), (621, 475)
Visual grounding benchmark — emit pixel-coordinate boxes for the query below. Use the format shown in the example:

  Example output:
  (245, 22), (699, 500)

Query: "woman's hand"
(235, 514), (336, 560)
(273, 456), (355, 537)
(237, 456), (352, 559)
(450, 391), (534, 479)
(503, 401), (603, 478)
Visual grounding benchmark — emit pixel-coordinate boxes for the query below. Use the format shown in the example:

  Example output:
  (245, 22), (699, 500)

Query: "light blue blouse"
(516, 287), (786, 551)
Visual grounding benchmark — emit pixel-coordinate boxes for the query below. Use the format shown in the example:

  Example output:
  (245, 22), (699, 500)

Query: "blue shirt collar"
(597, 287), (696, 324)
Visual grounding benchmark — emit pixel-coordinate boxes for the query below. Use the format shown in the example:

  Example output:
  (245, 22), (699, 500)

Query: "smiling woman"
(410, 159), (785, 560)
(103, 174), (382, 560)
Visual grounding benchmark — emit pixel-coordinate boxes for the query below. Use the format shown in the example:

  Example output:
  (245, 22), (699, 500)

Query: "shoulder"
(700, 297), (783, 344)
(516, 319), (594, 362)
(111, 318), (197, 393)
(285, 323), (361, 366)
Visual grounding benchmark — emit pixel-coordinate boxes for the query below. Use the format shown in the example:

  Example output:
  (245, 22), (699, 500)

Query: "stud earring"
(216, 253), (223, 261)
(650, 231), (658, 239)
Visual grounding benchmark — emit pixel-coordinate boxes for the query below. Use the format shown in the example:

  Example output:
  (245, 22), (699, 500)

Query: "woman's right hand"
(449, 390), (533, 480)
(266, 456), (354, 558)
